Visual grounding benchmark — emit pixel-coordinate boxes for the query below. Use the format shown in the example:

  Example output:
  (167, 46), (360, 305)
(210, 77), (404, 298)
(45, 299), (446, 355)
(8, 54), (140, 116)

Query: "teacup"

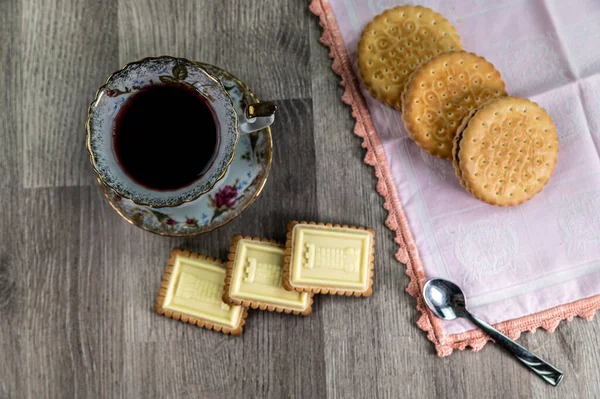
(86, 56), (275, 208)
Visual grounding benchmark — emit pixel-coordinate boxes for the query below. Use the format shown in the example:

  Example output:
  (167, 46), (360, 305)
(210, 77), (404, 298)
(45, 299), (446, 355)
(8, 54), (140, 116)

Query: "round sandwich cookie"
(402, 52), (507, 159)
(357, 5), (462, 110)
(452, 97), (558, 206)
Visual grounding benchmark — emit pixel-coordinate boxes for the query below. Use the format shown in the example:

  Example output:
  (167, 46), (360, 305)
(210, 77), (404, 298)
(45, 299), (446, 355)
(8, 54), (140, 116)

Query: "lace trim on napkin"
(309, 0), (600, 356)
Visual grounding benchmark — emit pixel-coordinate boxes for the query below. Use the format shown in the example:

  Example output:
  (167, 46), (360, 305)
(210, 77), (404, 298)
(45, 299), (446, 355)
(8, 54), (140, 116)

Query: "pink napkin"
(310, 0), (600, 355)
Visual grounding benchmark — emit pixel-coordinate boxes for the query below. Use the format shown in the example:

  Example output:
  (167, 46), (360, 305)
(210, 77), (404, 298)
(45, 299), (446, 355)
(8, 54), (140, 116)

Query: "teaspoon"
(423, 278), (564, 387)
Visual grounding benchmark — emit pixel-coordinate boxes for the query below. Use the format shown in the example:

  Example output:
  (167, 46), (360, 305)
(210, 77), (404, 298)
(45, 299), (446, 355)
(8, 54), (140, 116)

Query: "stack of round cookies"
(357, 5), (558, 207)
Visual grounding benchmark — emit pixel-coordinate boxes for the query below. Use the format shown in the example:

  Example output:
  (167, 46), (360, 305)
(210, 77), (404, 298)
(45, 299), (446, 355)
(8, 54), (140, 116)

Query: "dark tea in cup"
(113, 84), (219, 191)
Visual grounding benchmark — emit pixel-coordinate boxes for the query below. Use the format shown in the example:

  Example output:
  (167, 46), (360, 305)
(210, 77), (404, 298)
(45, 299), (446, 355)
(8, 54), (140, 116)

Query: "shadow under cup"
(87, 56), (240, 208)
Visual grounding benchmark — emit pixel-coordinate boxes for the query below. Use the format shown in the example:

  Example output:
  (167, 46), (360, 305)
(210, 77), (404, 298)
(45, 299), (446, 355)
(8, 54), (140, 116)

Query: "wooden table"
(2, 1), (599, 397)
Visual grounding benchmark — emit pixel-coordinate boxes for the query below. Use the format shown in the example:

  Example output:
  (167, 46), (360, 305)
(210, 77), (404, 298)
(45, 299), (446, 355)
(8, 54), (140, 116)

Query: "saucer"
(98, 62), (273, 236)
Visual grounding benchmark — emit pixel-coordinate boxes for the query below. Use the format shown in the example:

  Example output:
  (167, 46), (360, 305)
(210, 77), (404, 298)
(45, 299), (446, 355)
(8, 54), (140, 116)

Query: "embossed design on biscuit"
(304, 243), (315, 269)
(244, 258), (257, 282)
(449, 216), (525, 285)
(252, 261), (283, 286)
(303, 244), (360, 273)
(155, 249), (247, 336)
(176, 272), (231, 311)
(284, 221), (375, 296)
(357, 5), (462, 109)
(402, 52), (507, 159)
(223, 236), (313, 315)
(454, 97), (558, 206)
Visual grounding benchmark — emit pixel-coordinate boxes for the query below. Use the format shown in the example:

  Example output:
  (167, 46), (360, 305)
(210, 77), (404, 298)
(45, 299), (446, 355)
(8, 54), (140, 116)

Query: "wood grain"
(0, 188), (25, 398)
(20, 0), (118, 188)
(0, 0), (21, 188)
(18, 188), (126, 398)
(118, 0), (311, 101)
(1, 0), (600, 397)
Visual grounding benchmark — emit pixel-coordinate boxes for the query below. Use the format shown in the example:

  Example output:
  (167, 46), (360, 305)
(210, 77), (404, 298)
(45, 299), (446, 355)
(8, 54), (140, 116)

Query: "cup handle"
(239, 102), (277, 135)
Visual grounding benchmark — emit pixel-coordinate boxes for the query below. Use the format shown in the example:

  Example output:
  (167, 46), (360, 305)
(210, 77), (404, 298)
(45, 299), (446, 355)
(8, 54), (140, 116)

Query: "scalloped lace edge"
(309, 0), (600, 357)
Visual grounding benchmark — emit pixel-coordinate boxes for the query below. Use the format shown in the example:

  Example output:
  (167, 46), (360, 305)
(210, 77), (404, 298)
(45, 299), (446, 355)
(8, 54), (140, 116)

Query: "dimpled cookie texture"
(357, 5), (463, 110)
(402, 52), (507, 159)
(453, 97), (559, 206)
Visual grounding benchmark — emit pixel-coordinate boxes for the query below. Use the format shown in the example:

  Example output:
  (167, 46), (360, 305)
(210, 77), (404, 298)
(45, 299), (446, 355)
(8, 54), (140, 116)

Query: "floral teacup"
(86, 56), (276, 208)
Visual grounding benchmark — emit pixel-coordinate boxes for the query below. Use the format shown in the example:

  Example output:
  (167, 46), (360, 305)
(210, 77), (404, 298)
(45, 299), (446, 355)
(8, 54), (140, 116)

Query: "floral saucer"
(98, 62), (273, 236)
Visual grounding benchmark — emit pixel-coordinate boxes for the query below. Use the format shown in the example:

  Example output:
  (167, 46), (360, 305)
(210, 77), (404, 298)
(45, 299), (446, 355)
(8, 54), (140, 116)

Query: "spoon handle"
(466, 312), (563, 387)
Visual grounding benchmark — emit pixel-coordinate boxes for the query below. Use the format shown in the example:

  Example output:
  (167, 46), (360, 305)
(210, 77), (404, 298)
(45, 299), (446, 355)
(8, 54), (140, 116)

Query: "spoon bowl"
(423, 278), (467, 321)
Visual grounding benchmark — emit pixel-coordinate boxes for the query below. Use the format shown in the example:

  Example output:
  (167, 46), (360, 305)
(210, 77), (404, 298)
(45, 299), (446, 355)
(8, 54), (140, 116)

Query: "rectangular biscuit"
(283, 221), (375, 297)
(155, 248), (248, 336)
(223, 236), (313, 316)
